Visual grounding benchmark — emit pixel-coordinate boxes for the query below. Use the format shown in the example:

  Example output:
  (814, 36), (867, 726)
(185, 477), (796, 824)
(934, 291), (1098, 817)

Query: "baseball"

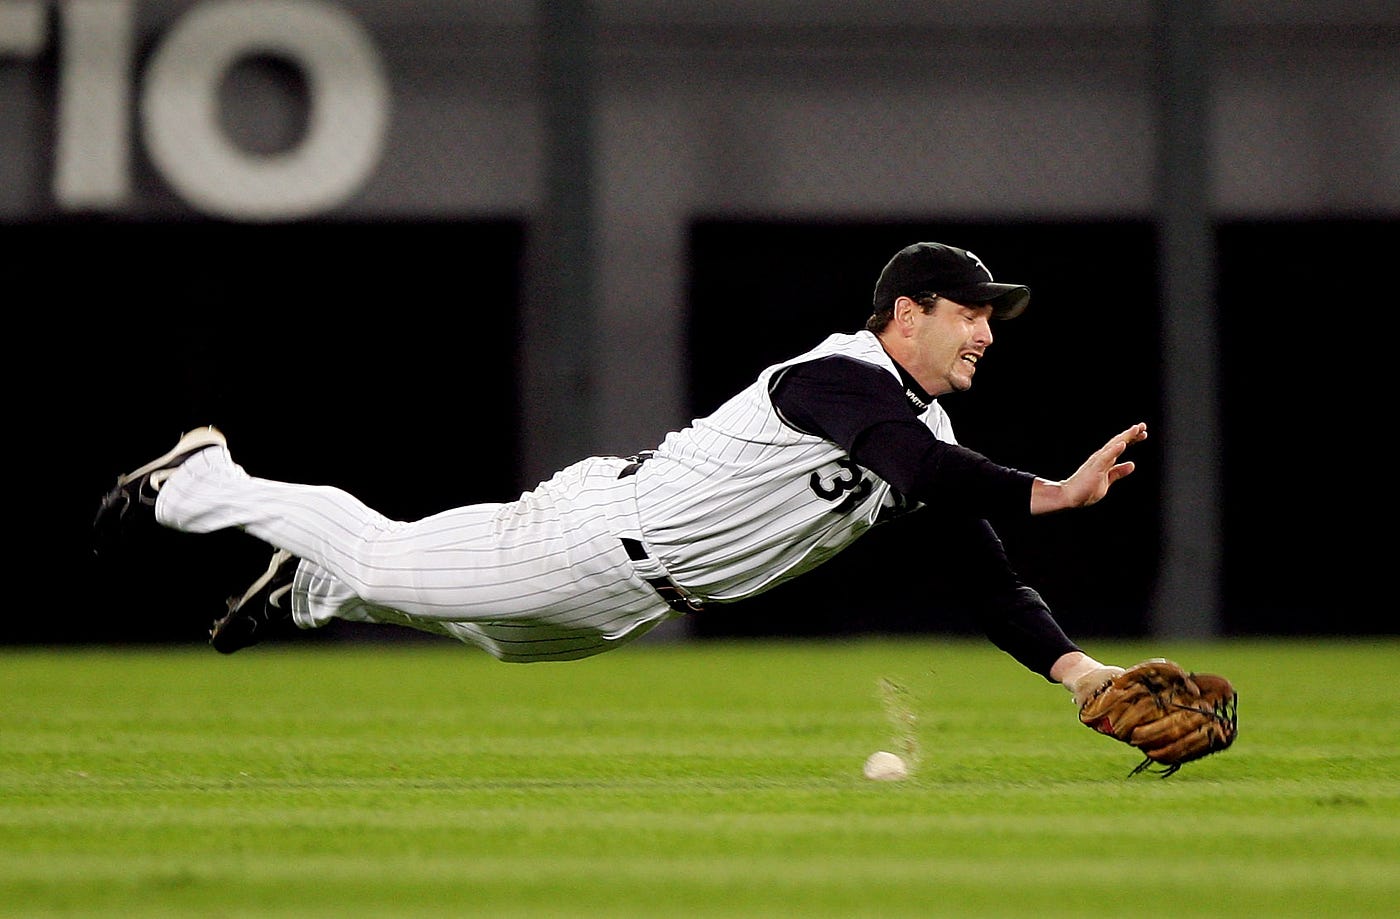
(862, 750), (909, 781)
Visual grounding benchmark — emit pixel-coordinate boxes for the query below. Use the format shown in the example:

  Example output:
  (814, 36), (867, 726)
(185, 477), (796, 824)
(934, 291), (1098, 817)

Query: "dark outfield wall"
(7, 217), (1394, 645)
(686, 218), (1395, 639)
(13, 219), (524, 645)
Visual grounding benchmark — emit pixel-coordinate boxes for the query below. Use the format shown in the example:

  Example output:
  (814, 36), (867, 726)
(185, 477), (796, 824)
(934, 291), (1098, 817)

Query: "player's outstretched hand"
(1031, 422), (1147, 515)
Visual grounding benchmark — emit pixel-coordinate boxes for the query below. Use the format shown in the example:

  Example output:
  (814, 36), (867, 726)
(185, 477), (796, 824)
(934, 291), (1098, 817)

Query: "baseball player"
(94, 242), (1138, 703)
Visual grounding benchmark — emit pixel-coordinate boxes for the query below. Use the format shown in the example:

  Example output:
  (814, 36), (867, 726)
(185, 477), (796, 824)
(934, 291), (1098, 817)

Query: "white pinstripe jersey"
(633, 330), (956, 601)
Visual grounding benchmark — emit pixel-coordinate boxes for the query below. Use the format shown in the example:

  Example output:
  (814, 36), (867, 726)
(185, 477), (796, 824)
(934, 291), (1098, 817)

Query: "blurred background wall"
(3, 0), (1395, 645)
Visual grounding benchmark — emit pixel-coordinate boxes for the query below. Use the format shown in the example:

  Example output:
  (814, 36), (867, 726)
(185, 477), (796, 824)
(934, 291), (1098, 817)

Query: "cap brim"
(944, 282), (1030, 320)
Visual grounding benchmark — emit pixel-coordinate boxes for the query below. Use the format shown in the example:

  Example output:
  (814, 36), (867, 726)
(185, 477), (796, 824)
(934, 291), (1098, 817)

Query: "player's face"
(911, 299), (994, 396)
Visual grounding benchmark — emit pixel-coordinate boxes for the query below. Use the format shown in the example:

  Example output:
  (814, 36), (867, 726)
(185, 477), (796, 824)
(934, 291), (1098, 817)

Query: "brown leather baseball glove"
(1078, 658), (1238, 777)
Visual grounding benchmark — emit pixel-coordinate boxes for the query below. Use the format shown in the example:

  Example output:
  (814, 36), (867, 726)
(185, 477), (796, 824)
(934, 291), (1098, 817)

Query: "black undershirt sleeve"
(770, 355), (1080, 680)
(771, 355), (1035, 518)
(933, 518), (1081, 679)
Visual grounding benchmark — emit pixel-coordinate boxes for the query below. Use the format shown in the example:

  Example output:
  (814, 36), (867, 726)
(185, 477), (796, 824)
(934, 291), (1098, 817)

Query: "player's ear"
(893, 296), (917, 333)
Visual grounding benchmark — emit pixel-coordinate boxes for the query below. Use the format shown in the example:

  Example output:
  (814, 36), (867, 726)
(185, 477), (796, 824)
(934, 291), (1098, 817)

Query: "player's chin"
(948, 370), (975, 392)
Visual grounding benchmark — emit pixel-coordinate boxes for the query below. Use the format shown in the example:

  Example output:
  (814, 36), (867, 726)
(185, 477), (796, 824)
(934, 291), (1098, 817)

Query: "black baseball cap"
(872, 242), (1030, 319)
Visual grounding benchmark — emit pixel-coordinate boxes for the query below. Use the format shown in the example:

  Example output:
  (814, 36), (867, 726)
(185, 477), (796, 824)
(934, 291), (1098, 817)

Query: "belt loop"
(617, 451), (655, 479)
(619, 536), (703, 613)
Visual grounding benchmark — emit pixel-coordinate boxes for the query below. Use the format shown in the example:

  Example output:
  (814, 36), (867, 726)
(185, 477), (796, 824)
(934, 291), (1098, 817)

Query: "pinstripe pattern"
(157, 451), (678, 662)
(149, 331), (951, 661)
(636, 330), (954, 600)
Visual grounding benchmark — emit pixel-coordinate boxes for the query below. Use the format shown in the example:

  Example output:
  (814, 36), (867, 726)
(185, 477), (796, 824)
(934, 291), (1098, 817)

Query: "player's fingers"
(1094, 440), (1124, 463)
(1113, 423), (1147, 448)
(1097, 425), (1146, 465)
(1102, 423), (1145, 451)
(1107, 461), (1136, 482)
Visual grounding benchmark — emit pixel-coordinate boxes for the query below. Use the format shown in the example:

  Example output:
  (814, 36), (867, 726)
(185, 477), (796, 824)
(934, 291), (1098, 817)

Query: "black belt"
(621, 537), (703, 614)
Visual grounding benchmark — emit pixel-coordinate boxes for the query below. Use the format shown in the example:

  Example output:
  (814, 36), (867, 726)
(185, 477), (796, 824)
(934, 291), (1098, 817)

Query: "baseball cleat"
(93, 426), (227, 553)
(210, 548), (298, 654)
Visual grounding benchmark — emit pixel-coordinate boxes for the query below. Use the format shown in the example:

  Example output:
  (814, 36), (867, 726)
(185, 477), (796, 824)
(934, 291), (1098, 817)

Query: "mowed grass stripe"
(2, 638), (1398, 917)
(6, 849), (1397, 886)
(2, 854), (1395, 919)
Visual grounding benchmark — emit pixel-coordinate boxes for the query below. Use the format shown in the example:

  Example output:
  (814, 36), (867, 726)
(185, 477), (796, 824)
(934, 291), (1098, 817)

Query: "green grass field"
(2, 636), (1397, 917)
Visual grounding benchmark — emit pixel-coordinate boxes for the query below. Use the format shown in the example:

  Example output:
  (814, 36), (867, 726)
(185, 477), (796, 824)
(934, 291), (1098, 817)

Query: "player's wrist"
(1052, 653), (1124, 706)
(1029, 477), (1068, 515)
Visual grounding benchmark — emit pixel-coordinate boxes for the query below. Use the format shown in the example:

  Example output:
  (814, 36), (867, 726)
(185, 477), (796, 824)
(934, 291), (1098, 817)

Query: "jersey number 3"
(809, 458), (872, 514)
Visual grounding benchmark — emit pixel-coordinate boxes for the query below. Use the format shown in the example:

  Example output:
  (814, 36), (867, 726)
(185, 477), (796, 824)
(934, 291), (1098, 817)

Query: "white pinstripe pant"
(156, 446), (683, 662)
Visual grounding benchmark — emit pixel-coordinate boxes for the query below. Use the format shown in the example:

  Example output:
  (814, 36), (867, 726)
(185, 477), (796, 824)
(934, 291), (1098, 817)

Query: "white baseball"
(862, 750), (908, 781)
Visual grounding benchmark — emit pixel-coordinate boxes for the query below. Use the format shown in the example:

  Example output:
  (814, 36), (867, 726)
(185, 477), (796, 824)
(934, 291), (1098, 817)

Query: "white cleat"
(93, 426), (226, 552)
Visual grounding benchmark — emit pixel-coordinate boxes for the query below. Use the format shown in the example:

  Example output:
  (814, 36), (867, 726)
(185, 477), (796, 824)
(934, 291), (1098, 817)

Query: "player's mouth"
(960, 352), (982, 369)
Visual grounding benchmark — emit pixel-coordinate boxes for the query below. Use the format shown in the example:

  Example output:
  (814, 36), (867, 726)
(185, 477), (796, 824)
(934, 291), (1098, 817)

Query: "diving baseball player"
(94, 242), (1144, 698)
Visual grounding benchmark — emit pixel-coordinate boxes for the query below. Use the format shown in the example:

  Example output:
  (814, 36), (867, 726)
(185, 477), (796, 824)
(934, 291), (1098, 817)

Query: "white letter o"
(141, 0), (389, 221)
